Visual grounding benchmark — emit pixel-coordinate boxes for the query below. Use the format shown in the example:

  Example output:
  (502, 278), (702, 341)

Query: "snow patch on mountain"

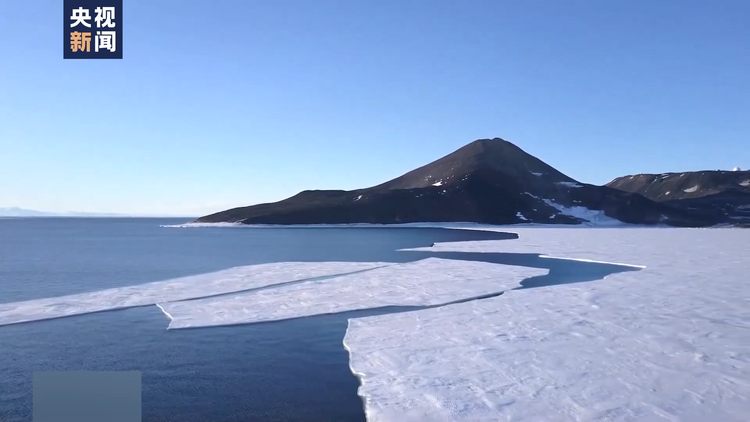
(555, 181), (583, 188)
(542, 199), (622, 226)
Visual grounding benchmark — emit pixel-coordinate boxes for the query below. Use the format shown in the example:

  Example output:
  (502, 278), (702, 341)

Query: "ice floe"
(0, 262), (389, 327)
(158, 258), (548, 329)
(346, 228), (750, 422)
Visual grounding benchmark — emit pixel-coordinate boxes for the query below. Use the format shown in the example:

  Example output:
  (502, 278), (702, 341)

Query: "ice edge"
(155, 303), (175, 329)
(538, 255), (647, 269)
(343, 319), (372, 421)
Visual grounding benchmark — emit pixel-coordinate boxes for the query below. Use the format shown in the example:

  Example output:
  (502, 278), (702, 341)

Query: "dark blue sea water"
(0, 218), (637, 422)
(0, 218), (519, 422)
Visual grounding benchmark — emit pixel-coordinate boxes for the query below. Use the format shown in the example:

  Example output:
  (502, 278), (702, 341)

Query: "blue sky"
(1, 0), (748, 216)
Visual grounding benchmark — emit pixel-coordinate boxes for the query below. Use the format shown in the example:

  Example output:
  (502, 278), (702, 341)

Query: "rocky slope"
(607, 170), (750, 225)
(196, 138), (723, 227)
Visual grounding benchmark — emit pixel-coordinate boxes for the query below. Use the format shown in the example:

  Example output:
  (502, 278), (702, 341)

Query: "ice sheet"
(347, 228), (750, 422)
(0, 261), (389, 326)
(158, 258), (548, 329)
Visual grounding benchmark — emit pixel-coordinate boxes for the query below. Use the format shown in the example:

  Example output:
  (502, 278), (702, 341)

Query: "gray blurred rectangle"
(33, 371), (141, 422)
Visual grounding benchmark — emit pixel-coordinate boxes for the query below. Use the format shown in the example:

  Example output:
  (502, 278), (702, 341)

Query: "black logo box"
(63, 0), (123, 59)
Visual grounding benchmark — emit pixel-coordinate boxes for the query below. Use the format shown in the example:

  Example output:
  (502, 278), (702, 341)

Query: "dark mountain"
(607, 170), (750, 226)
(196, 138), (720, 227)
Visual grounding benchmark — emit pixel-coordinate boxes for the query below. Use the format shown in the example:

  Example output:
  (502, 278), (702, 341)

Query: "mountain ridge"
(196, 138), (727, 227)
(606, 170), (750, 224)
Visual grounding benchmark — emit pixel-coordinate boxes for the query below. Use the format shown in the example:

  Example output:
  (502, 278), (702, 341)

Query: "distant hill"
(0, 207), (125, 218)
(196, 138), (722, 227)
(607, 170), (750, 224)
(0, 207), (51, 217)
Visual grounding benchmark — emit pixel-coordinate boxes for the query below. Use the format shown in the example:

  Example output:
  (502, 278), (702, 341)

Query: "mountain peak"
(468, 137), (510, 145)
(376, 137), (576, 191)
(469, 137), (511, 144)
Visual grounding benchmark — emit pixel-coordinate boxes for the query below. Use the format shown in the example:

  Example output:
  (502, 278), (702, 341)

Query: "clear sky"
(1, 0), (748, 216)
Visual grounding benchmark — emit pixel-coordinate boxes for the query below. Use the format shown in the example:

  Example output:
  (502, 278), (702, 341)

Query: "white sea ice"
(346, 228), (750, 422)
(0, 262), (390, 327)
(159, 258), (548, 329)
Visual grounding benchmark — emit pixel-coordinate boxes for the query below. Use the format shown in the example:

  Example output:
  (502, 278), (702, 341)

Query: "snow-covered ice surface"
(158, 258), (547, 329)
(346, 228), (750, 422)
(0, 262), (389, 327)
